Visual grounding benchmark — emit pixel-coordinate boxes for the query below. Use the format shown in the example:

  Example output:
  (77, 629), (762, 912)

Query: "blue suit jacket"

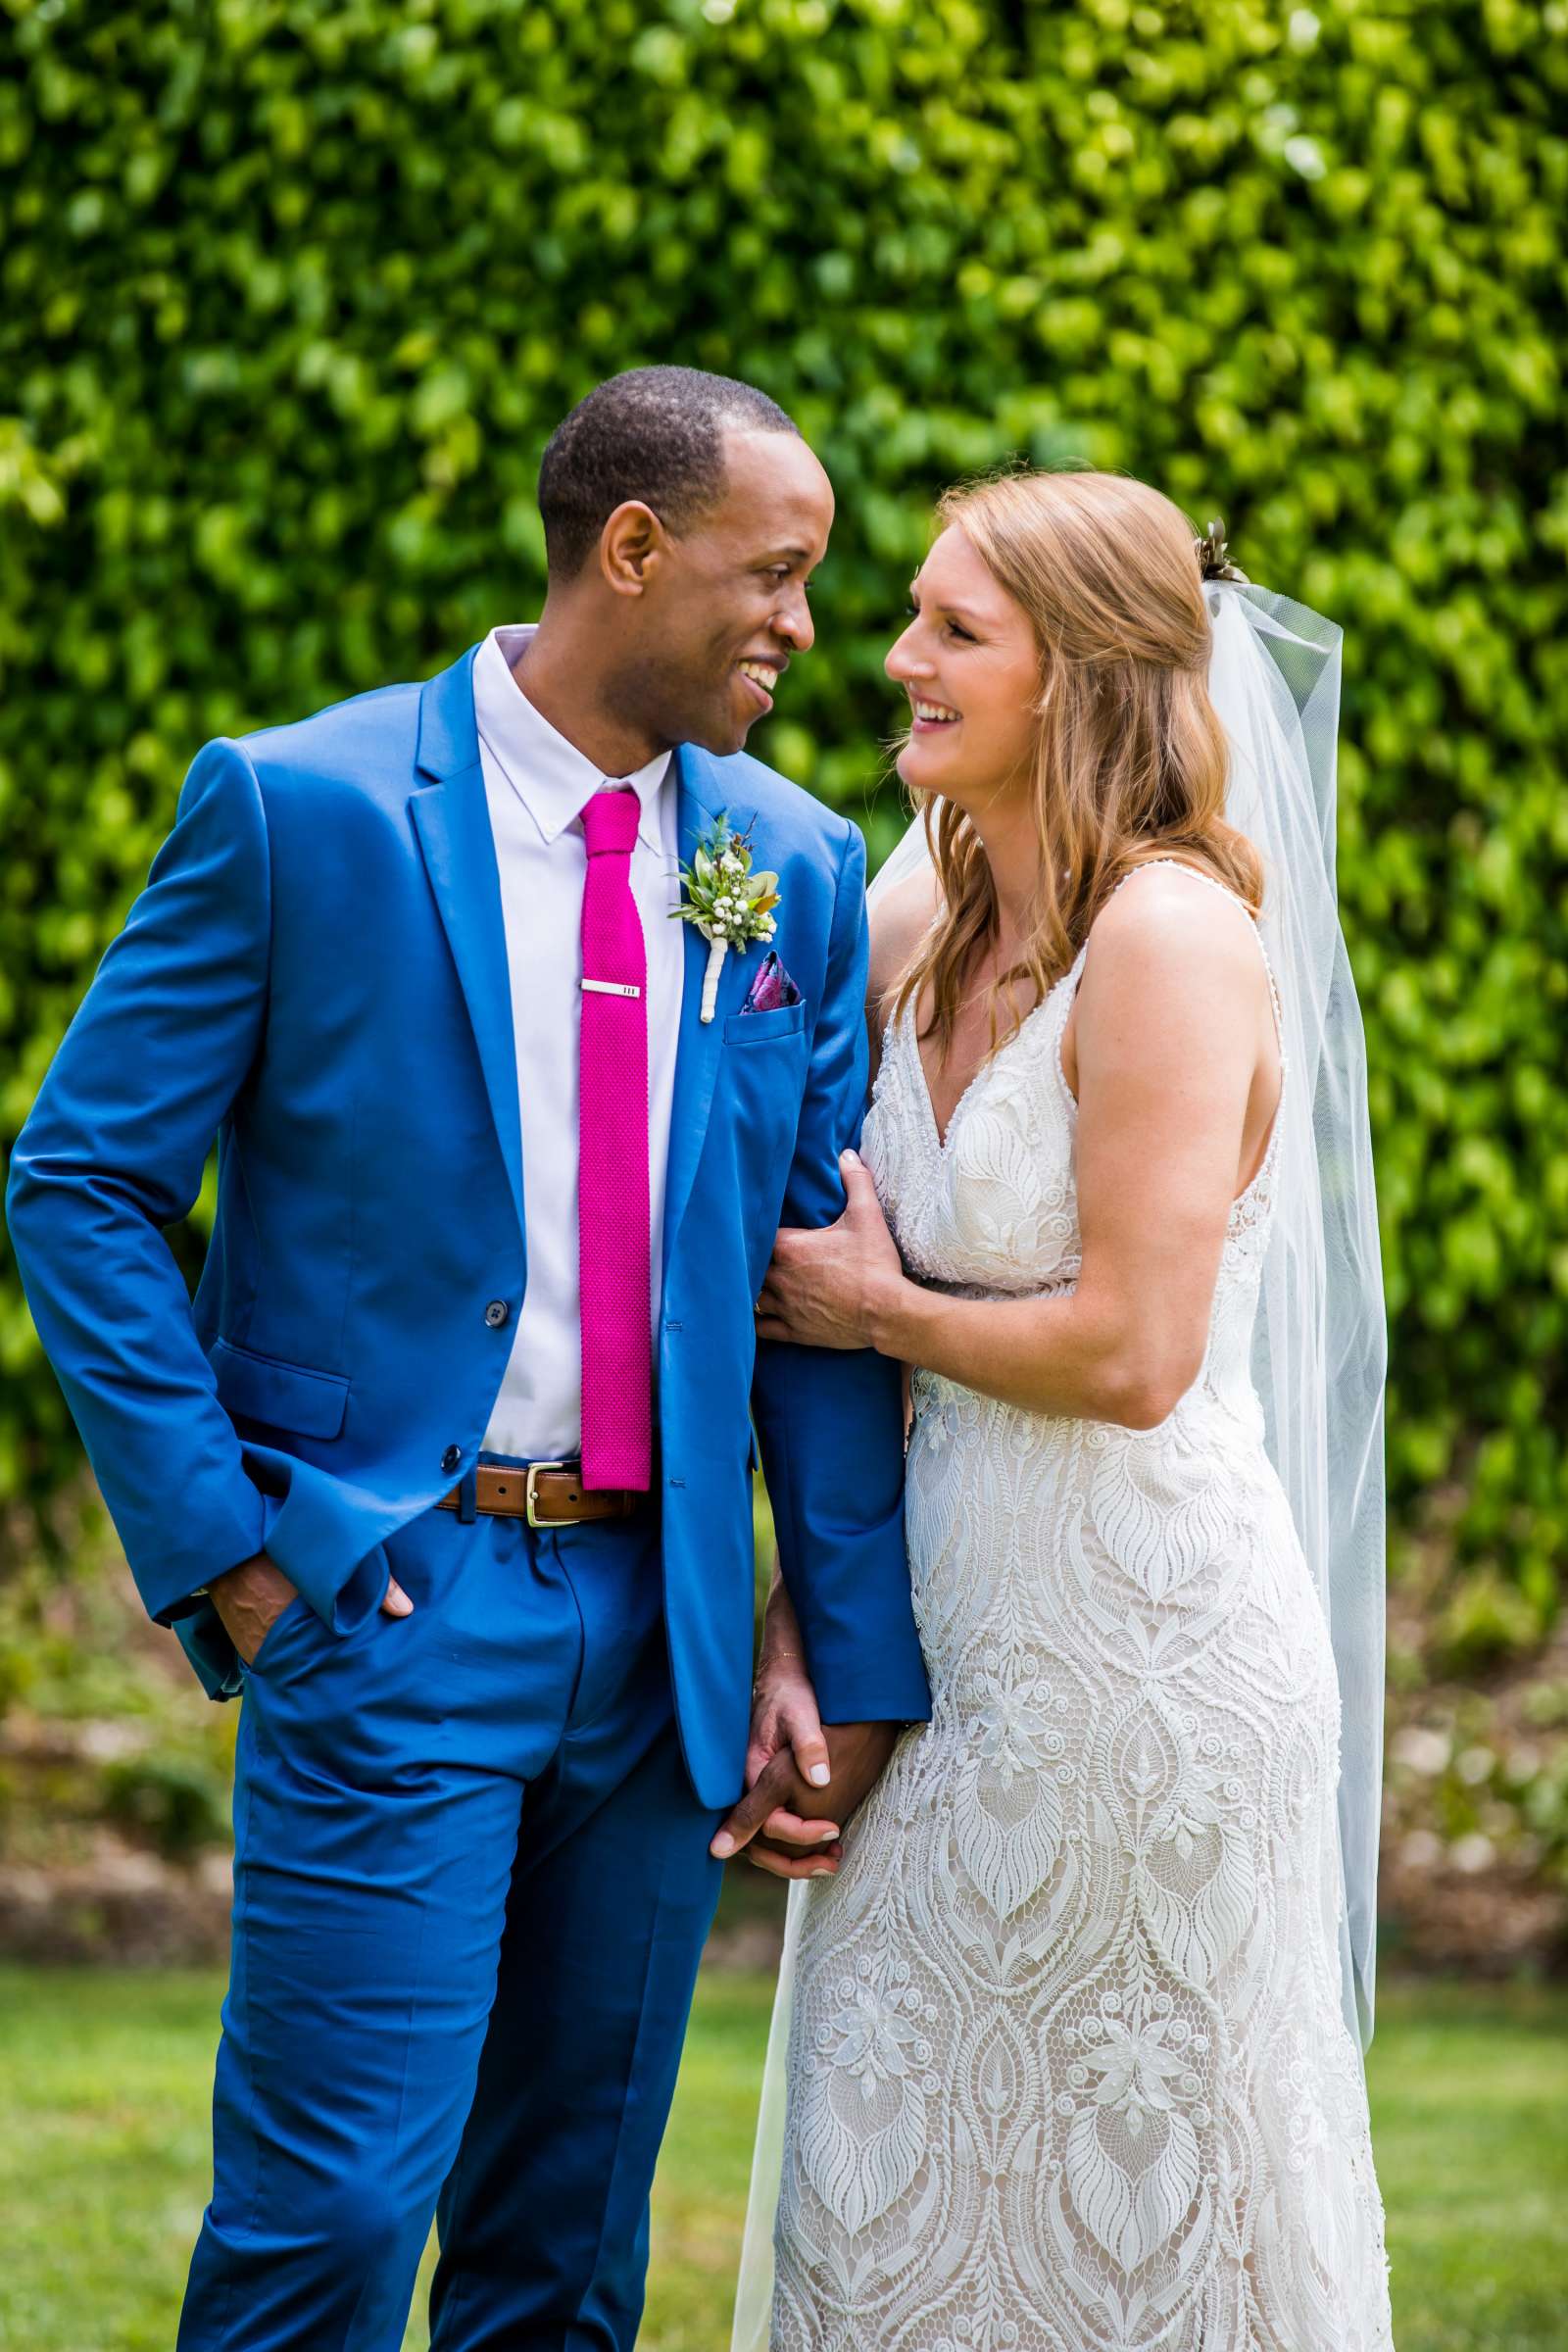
(6, 649), (930, 1807)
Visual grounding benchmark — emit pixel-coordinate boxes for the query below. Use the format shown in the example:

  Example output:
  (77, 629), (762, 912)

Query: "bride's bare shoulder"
(1087, 860), (1260, 979)
(868, 865), (941, 1019)
(1077, 861), (1269, 1056)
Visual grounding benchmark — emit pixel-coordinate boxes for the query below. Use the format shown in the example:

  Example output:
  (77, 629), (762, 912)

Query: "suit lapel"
(662, 747), (757, 1270)
(409, 649), (526, 1246)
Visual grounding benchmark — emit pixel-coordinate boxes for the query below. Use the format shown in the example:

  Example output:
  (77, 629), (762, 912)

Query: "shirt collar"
(472, 623), (672, 855)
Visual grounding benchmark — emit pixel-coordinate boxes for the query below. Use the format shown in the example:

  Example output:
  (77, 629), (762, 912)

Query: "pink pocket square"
(740, 951), (803, 1014)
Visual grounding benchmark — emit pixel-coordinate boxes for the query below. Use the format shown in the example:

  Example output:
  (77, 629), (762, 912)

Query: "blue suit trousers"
(176, 1459), (724, 2351)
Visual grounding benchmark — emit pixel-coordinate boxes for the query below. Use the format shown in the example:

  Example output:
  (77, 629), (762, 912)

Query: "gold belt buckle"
(524, 1459), (572, 1529)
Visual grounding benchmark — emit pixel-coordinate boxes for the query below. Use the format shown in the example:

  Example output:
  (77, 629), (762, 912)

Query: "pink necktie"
(577, 787), (652, 1491)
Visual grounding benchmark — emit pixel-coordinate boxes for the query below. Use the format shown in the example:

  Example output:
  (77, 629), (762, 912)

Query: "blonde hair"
(893, 468), (1262, 1065)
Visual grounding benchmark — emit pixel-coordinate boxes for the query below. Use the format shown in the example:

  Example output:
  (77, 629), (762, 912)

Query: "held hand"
(747, 1649), (833, 1794)
(735, 1646), (841, 1876)
(209, 1551), (412, 1665)
(755, 1150), (904, 1351)
(710, 1720), (901, 1881)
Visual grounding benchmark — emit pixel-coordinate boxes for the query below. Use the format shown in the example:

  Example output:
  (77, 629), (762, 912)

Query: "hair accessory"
(1196, 517), (1249, 583)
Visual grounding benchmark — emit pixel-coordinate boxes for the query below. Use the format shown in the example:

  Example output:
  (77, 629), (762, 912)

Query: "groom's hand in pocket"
(208, 1553), (300, 1665)
(209, 1552), (413, 1664)
(710, 1721), (901, 1880)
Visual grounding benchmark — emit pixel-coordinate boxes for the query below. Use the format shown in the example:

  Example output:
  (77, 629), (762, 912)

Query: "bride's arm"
(758, 874), (1272, 1431)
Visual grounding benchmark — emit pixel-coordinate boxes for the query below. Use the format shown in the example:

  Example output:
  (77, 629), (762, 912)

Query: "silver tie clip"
(581, 979), (642, 999)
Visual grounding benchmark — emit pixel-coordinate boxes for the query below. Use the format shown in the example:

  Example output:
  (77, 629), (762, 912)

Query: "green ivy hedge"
(2, 0), (1564, 1616)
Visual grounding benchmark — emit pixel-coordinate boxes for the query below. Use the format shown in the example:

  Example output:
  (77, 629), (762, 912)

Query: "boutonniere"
(671, 810), (780, 1023)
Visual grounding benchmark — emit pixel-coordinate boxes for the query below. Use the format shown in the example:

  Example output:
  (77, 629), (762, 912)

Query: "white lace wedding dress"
(770, 870), (1393, 2352)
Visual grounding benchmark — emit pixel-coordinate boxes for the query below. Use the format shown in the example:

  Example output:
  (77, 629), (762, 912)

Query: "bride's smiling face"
(885, 525), (1042, 817)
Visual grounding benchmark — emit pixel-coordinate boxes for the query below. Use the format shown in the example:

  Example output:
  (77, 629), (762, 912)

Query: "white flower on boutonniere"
(671, 810), (780, 1022)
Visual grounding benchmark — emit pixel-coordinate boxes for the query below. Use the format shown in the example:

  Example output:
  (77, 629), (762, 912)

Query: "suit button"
(441, 1445), (462, 1474)
(484, 1299), (510, 1329)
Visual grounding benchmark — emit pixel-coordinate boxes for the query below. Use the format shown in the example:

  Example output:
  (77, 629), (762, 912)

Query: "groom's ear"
(599, 500), (670, 597)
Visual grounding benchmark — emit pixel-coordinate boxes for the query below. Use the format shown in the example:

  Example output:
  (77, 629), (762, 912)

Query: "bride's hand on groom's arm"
(755, 1150), (907, 1353)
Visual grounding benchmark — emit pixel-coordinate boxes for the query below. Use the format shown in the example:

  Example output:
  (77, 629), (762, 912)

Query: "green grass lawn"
(0, 1964), (1561, 2351)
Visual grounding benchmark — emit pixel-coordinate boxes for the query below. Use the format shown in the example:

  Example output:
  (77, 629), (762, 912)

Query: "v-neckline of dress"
(901, 979), (1068, 1159)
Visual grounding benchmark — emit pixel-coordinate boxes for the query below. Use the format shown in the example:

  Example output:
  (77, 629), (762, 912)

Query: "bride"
(717, 470), (1394, 2350)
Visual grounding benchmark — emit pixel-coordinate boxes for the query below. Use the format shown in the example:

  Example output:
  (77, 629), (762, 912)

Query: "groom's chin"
(686, 712), (755, 758)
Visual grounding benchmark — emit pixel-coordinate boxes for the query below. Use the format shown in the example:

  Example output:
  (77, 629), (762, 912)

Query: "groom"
(6, 366), (930, 2349)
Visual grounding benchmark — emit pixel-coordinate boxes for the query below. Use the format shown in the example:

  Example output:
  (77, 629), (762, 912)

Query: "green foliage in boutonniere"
(671, 810), (780, 1022)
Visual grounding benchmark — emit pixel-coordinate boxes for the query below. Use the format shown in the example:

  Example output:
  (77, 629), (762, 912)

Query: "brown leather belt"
(436, 1459), (648, 1529)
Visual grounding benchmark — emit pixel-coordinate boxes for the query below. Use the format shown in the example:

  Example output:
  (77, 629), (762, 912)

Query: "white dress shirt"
(473, 624), (684, 1464)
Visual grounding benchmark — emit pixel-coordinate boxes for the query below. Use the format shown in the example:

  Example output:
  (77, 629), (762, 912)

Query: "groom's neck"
(510, 606), (668, 778)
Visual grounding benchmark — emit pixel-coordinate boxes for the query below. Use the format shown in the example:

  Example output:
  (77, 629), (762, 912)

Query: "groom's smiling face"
(614, 428), (834, 758)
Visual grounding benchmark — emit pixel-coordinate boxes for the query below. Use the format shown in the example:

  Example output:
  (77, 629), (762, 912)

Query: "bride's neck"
(962, 797), (1045, 951)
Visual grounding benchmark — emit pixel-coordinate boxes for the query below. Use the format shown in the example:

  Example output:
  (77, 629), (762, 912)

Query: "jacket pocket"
(210, 1337), (350, 1441)
(243, 1591), (312, 1674)
(723, 1002), (808, 1045)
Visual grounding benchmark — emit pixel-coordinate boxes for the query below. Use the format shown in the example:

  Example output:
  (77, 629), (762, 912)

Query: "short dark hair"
(537, 366), (801, 578)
